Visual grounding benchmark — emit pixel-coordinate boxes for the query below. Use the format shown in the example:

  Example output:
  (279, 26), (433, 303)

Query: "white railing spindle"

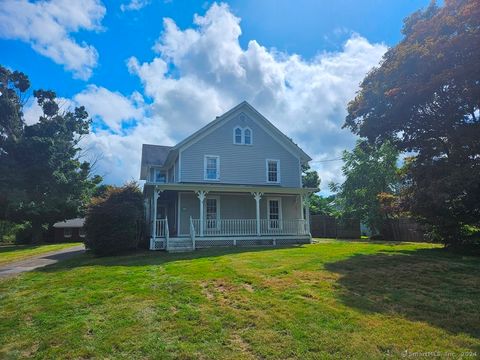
(190, 219), (308, 237)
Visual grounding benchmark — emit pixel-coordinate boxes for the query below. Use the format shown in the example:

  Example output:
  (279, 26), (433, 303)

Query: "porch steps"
(167, 238), (194, 253)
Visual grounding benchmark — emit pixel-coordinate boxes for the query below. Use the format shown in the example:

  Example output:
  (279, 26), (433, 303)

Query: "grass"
(0, 243), (82, 266)
(0, 240), (479, 359)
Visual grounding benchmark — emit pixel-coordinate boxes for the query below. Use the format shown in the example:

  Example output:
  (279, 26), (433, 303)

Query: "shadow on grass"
(325, 247), (480, 339)
(37, 244), (307, 272)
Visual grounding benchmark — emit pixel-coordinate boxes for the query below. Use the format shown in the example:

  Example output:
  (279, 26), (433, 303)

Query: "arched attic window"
(234, 127), (242, 144)
(244, 127), (252, 145)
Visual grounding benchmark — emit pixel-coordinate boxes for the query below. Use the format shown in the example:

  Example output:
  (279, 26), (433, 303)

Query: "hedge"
(84, 183), (144, 256)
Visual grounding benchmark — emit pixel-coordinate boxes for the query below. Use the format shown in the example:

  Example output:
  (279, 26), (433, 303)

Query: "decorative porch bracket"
(195, 190), (209, 237)
(252, 192), (263, 236)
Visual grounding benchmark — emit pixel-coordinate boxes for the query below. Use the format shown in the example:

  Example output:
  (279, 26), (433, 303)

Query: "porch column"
(302, 194), (311, 235)
(299, 194), (304, 220)
(252, 192), (263, 236)
(152, 188), (159, 239)
(196, 190), (208, 237)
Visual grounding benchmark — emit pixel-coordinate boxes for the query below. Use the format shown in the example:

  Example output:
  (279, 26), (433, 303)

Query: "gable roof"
(140, 101), (312, 179)
(172, 101), (312, 162)
(140, 144), (173, 179)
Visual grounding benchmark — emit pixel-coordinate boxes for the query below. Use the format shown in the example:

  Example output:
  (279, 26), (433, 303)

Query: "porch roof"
(145, 182), (317, 195)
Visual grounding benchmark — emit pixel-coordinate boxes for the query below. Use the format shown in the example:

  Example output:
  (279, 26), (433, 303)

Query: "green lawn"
(0, 241), (479, 359)
(0, 243), (82, 266)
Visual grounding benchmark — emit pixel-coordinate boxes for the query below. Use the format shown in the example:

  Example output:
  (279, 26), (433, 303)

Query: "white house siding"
(178, 192), (301, 235)
(180, 109), (301, 187)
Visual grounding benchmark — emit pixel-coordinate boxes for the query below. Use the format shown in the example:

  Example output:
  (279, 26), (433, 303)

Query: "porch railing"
(155, 219), (167, 238)
(191, 219), (309, 237)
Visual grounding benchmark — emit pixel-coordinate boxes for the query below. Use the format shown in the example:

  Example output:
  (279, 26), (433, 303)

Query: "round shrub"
(84, 183), (144, 256)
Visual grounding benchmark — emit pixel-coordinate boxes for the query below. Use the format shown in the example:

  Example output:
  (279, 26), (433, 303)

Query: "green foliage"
(331, 140), (399, 234)
(0, 66), (30, 144)
(0, 65), (102, 242)
(309, 194), (338, 216)
(302, 164), (320, 189)
(344, 0), (480, 248)
(84, 183), (144, 256)
(0, 221), (26, 244)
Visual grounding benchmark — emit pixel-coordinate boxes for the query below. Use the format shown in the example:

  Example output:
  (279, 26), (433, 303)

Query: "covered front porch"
(145, 183), (313, 251)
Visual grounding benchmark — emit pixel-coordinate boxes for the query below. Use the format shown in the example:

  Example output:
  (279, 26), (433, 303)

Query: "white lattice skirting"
(195, 237), (310, 248)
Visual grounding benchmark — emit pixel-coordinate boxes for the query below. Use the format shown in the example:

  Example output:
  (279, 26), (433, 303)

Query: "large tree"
(331, 140), (399, 235)
(344, 0), (480, 246)
(302, 164), (320, 189)
(0, 65), (102, 241)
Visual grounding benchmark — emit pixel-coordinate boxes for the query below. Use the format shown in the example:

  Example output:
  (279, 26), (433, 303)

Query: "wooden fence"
(310, 215), (428, 242)
(310, 215), (360, 239)
(383, 218), (427, 242)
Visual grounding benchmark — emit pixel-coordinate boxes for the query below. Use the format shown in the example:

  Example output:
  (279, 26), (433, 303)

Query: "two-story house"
(140, 101), (317, 251)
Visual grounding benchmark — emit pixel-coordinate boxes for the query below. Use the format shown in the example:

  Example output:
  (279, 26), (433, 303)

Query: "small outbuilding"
(53, 218), (86, 242)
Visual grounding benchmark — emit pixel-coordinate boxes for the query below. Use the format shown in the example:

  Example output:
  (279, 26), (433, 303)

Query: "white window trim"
(233, 126), (253, 145)
(204, 155), (220, 181)
(243, 126), (253, 145)
(64, 228), (73, 238)
(266, 159), (281, 184)
(79, 228), (86, 238)
(153, 168), (166, 183)
(267, 197), (283, 230)
(204, 195), (221, 229)
(233, 126), (243, 144)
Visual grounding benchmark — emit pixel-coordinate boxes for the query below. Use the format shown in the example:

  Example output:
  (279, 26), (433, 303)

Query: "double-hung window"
(266, 159), (280, 183)
(154, 169), (166, 183)
(150, 168), (166, 183)
(267, 198), (282, 229)
(205, 197), (219, 229)
(204, 155), (220, 180)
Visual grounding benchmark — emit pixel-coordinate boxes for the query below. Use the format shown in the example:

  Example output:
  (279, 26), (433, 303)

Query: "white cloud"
(23, 96), (75, 125)
(23, 98), (43, 126)
(0, 0), (106, 80)
(27, 2), (384, 186)
(21, 87), (159, 184)
(122, 2), (387, 188)
(80, 119), (173, 185)
(74, 85), (145, 133)
(120, 0), (151, 12)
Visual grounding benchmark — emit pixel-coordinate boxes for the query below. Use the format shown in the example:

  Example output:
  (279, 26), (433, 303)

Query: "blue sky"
(0, 0), (430, 188)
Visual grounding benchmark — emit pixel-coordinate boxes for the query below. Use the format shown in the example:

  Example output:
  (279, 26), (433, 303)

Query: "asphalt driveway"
(0, 245), (85, 278)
